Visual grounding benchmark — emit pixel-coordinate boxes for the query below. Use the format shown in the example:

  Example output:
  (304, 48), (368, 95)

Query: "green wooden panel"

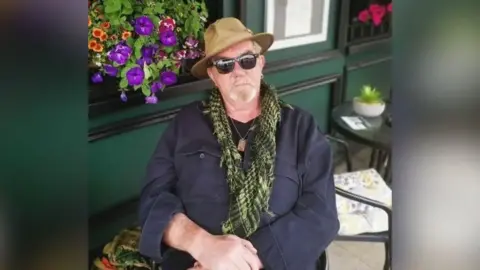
(265, 57), (343, 87)
(282, 84), (332, 132)
(89, 123), (169, 215)
(89, 91), (206, 130)
(345, 59), (392, 101)
(243, 0), (339, 62)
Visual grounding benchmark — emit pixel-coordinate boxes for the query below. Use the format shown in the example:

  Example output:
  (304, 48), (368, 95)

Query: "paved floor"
(327, 145), (387, 270)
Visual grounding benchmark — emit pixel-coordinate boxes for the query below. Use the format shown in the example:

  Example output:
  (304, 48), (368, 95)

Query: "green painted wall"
(88, 0), (391, 250)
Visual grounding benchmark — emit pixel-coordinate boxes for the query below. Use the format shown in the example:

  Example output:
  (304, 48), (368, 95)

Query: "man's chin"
(230, 89), (256, 103)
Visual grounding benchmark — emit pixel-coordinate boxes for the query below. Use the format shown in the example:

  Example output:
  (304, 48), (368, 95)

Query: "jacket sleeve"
(248, 116), (340, 270)
(138, 118), (184, 262)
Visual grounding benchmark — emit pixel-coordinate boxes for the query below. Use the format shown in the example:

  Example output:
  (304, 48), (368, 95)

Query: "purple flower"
(136, 57), (153, 66)
(185, 36), (199, 48)
(151, 80), (164, 93)
(145, 95), (158, 104)
(174, 50), (187, 60)
(142, 45), (157, 58)
(107, 43), (132, 65)
(120, 92), (128, 102)
(160, 71), (177, 86)
(91, 72), (103, 83)
(159, 30), (177, 46)
(104, 64), (118, 76)
(126, 67), (145, 86)
(186, 50), (201, 59)
(135, 16), (154, 36)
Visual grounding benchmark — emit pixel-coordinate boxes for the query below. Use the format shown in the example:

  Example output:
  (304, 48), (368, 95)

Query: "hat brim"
(190, 33), (274, 79)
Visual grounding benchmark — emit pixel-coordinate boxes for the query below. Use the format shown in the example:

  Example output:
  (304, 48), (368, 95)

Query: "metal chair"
(326, 135), (392, 270)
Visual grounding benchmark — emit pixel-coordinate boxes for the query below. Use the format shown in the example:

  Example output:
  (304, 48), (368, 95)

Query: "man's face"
(207, 40), (265, 104)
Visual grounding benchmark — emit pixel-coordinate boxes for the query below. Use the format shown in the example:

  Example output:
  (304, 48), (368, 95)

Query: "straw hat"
(190, 17), (274, 78)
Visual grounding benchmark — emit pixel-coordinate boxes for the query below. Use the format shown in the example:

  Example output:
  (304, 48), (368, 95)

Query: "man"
(138, 17), (339, 270)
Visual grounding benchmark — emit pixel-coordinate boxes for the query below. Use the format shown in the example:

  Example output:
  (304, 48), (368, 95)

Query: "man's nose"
(232, 61), (247, 75)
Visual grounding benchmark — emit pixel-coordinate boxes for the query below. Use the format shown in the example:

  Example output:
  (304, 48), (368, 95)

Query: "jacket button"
(199, 153), (205, 159)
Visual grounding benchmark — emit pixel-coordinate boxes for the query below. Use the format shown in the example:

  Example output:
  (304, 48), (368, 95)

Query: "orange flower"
(92, 28), (104, 38)
(121, 31), (131, 40)
(93, 43), (104, 52)
(100, 33), (108, 41)
(88, 16), (91, 27)
(110, 34), (118, 41)
(101, 22), (110, 29)
(101, 258), (116, 270)
(88, 40), (97, 50)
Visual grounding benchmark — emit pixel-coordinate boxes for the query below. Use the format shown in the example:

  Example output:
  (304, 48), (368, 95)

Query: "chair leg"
(383, 240), (392, 270)
(369, 148), (378, 168)
(384, 155), (392, 184)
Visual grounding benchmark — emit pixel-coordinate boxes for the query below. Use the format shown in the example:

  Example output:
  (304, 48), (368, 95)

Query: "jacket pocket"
(175, 145), (228, 203)
(267, 160), (301, 217)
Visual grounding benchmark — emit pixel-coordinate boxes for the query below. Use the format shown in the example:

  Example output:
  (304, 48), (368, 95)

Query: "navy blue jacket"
(139, 101), (339, 270)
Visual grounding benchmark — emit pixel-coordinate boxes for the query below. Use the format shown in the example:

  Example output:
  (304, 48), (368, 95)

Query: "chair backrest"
(316, 251), (329, 270)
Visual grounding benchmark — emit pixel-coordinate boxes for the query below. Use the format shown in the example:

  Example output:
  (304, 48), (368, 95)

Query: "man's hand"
(189, 234), (263, 270)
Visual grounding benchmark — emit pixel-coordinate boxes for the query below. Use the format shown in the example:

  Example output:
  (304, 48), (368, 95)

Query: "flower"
(159, 17), (176, 32)
(108, 43), (132, 65)
(186, 49), (201, 59)
(145, 95), (158, 104)
(159, 30), (177, 46)
(135, 16), (154, 36)
(160, 71), (177, 86)
(120, 92), (127, 102)
(126, 66), (145, 86)
(185, 36), (199, 48)
(358, 10), (370, 23)
(136, 57), (153, 66)
(369, 4), (386, 26)
(104, 64), (118, 77)
(92, 28), (104, 38)
(142, 45), (157, 59)
(151, 80), (164, 93)
(121, 31), (132, 40)
(91, 72), (103, 83)
(157, 50), (167, 60)
(174, 49), (187, 60)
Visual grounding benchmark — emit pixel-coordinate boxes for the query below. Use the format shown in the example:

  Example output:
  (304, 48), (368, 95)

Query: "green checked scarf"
(203, 80), (292, 237)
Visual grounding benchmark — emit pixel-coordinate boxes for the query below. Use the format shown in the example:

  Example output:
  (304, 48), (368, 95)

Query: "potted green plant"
(353, 85), (386, 117)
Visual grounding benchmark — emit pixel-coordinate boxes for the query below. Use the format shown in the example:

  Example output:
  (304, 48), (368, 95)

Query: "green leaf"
(154, 3), (165, 14)
(143, 64), (151, 80)
(157, 61), (165, 70)
(104, 1), (121, 13)
(143, 7), (154, 14)
(164, 46), (173, 54)
(134, 85), (141, 90)
(134, 37), (144, 59)
(119, 78), (128, 88)
(141, 85), (151, 96)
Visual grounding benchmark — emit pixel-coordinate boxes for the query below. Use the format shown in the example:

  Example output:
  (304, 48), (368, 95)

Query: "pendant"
(237, 139), (247, 152)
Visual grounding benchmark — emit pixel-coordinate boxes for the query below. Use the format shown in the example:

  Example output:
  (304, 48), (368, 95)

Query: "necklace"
(229, 117), (256, 152)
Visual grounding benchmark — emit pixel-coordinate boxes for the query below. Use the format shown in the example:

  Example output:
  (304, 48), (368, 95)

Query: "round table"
(331, 102), (391, 152)
(331, 102), (391, 182)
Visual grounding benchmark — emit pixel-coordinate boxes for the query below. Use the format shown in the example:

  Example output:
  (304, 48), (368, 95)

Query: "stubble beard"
(229, 85), (257, 103)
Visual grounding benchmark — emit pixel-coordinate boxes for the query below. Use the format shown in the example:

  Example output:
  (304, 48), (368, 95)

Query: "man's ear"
(258, 55), (266, 69)
(207, 67), (217, 86)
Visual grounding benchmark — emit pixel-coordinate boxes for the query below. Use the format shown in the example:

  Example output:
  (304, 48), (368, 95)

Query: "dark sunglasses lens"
(239, 54), (257, 70)
(215, 59), (235, 74)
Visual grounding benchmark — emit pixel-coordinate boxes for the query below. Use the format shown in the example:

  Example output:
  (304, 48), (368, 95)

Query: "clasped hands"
(188, 234), (263, 270)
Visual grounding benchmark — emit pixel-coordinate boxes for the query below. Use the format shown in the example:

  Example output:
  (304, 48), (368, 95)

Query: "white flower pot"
(353, 97), (386, 118)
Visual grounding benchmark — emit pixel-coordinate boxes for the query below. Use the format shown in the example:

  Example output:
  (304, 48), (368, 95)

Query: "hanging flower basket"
(88, 0), (208, 104)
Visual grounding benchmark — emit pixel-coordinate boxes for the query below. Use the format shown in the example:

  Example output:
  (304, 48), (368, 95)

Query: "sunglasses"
(210, 53), (259, 74)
